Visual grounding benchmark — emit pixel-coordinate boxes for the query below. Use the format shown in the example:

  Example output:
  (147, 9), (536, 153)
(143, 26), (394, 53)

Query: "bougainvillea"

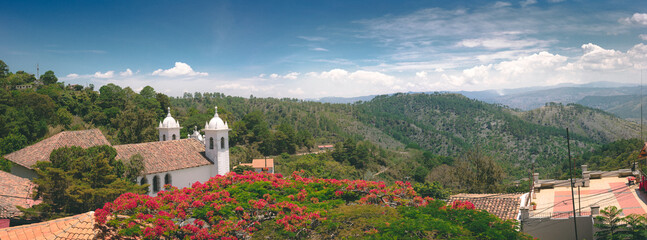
(95, 171), (531, 239)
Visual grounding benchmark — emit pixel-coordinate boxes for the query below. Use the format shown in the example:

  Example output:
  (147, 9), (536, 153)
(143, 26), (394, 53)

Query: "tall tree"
(40, 70), (58, 85)
(454, 149), (504, 193)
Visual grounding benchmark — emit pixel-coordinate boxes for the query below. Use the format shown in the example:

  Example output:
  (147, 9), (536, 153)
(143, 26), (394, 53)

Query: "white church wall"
(138, 165), (213, 196)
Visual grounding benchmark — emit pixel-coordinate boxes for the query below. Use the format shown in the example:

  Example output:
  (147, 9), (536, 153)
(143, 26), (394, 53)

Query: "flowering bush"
(95, 171), (531, 239)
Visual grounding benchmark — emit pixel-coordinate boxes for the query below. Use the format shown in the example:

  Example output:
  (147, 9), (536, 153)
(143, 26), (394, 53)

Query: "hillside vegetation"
(519, 102), (639, 142)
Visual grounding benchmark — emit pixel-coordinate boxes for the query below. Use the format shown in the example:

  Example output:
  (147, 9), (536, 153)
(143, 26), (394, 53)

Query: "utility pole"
(567, 128), (579, 240)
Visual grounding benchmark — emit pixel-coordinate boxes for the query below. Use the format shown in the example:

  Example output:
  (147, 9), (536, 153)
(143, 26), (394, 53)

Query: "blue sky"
(1, 0), (646, 98)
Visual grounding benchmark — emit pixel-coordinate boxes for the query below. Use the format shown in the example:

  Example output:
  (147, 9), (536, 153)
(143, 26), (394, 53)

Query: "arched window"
(209, 137), (214, 149)
(162, 135), (166, 141)
(153, 175), (160, 193)
(172, 134), (176, 140)
(221, 137), (225, 149)
(140, 177), (148, 185)
(164, 173), (172, 186)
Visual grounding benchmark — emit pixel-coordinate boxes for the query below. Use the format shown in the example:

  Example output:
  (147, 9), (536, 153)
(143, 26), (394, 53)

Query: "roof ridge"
(114, 138), (199, 147)
(51, 211), (94, 240)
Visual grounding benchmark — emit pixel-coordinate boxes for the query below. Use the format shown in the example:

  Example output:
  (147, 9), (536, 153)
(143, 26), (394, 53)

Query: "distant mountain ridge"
(311, 82), (640, 111)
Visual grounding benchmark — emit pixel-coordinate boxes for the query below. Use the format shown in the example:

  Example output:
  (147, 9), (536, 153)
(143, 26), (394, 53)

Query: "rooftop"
(0, 171), (40, 218)
(0, 211), (96, 240)
(531, 176), (647, 218)
(114, 138), (211, 175)
(3, 129), (110, 169)
(449, 193), (523, 221)
(251, 159), (274, 169)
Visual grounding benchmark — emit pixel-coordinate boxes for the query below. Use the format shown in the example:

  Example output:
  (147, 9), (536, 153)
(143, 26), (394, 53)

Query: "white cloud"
(496, 51), (567, 75)
(416, 71), (428, 78)
(66, 73), (79, 79)
(640, 34), (647, 41)
(269, 73), (279, 79)
(298, 36), (327, 41)
(317, 69), (349, 80)
(620, 13), (647, 25)
(152, 62), (208, 77)
(349, 70), (396, 86)
(93, 71), (114, 78)
(284, 72), (300, 80)
(520, 0), (537, 7)
(258, 73), (266, 78)
(493, 1), (511, 8)
(435, 68), (445, 72)
(312, 47), (329, 52)
(456, 37), (547, 50)
(120, 68), (133, 77)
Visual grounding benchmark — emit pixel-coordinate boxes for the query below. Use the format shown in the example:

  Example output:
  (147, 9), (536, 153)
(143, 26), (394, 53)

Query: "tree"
(454, 149), (504, 193)
(0, 60), (8, 79)
(40, 70), (58, 85)
(595, 206), (627, 240)
(139, 86), (156, 99)
(23, 145), (147, 220)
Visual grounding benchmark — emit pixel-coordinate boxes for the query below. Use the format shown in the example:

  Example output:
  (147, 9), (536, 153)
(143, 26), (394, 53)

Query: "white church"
(4, 106), (231, 196)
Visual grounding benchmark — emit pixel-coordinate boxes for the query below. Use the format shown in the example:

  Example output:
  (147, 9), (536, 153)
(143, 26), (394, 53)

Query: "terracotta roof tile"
(448, 193), (523, 220)
(114, 139), (211, 175)
(3, 130), (110, 169)
(0, 211), (96, 239)
(252, 159), (274, 169)
(0, 171), (40, 218)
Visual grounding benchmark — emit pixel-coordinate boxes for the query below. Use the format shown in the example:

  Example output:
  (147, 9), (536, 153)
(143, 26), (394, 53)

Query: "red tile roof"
(252, 159), (274, 169)
(114, 139), (211, 175)
(3, 129), (110, 169)
(0, 171), (40, 218)
(448, 193), (523, 220)
(0, 211), (96, 239)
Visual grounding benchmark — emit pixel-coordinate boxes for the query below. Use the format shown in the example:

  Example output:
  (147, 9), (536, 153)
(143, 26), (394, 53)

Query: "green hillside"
(518, 102), (639, 142)
(577, 94), (646, 121)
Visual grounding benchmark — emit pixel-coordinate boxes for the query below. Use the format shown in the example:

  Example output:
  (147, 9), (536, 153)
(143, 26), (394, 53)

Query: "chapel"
(3, 106), (231, 196)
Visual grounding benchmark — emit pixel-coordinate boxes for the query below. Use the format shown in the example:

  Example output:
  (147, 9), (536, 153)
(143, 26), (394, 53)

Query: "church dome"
(204, 106), (228, 130)
(159, 107), (180, 129)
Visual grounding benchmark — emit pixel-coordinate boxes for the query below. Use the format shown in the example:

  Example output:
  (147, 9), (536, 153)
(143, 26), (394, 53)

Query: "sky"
(1, 0), (646, 98)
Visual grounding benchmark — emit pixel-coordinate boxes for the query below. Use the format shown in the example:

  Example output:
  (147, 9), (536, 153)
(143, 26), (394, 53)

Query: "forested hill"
(518, 102), (639, 142)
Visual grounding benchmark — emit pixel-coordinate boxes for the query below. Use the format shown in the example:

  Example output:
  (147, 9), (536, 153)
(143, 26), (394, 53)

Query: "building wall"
(138, 165), (212, 196)
(10, 165), (37, 180)
(522, 216), (593, 240)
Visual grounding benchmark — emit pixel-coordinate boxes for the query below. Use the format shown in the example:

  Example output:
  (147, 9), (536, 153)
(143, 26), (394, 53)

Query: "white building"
(3, 106), (231, 196)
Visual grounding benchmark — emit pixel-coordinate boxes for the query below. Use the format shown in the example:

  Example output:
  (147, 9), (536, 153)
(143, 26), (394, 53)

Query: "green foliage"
(232, 164), (254, 174)
(40, 70), (58, 85)
(123, 154), (145, 183)
(0, 156), (11, 172)
(413, 182), (451, 199)
(24, 145), (147, 220)
(454, 149), (505, 193)
(595, 206), (628, 240)
(581, 138), (642, 171)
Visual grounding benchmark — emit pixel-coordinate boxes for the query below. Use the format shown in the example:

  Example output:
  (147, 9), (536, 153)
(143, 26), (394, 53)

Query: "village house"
(237, 158), (275, 173)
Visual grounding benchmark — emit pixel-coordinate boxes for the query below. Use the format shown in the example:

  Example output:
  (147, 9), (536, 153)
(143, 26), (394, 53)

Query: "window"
(172, 134), (176, 140)
(140, 177), (148, 185)
(162, 135), (166, 141)
(221, 137), (225, 149)
(153, 175), (160, 193)
(209, 137), (214, 149)
(164, 173), (172, 186)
